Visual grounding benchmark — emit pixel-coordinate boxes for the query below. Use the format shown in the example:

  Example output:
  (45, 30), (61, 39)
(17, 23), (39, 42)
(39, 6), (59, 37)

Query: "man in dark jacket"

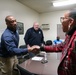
(24, 22), (44, 57)
(24, 22), (44, 47)
(35, 9), (76, 75)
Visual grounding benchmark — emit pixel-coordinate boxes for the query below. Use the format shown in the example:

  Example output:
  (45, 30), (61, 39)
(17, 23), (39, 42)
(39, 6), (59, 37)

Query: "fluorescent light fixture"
(53, 0), (76, 7)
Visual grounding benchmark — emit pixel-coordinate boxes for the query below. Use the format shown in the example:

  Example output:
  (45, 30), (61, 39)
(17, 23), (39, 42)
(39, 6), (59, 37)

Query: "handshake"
(27, 45), (40, 53)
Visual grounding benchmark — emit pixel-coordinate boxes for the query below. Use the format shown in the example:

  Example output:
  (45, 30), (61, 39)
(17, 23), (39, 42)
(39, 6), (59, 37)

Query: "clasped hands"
(28, 45), (40, 53)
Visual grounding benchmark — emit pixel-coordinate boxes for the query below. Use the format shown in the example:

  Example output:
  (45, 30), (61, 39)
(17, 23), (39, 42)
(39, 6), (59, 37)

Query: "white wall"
(0, 0), (70, 46)
(40, 10), (67, 42)
(0, 0), (70, 60)
(0, 0), (39, 46)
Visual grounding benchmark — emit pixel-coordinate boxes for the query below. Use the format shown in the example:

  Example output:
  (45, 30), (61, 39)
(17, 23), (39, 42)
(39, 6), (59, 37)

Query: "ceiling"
(16, 0), (76, 13)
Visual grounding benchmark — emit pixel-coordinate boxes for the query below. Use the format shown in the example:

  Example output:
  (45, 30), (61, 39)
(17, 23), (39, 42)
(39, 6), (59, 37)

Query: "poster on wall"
(17, 22), (24, 35)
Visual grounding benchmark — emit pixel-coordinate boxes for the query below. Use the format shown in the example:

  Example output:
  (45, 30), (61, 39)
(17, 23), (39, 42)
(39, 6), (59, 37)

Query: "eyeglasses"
(60, 17), (72, 23)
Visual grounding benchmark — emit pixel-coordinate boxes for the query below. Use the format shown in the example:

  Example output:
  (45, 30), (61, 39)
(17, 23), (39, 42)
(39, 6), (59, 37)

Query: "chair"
(45, 40), (53, 46)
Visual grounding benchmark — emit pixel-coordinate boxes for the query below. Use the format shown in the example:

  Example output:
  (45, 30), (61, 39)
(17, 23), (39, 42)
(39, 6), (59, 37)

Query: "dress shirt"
(1, 28), (28, 57)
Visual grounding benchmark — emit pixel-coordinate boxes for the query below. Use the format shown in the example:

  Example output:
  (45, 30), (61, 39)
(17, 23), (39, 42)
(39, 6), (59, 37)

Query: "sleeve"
(40, 42), (65, 52)
(24, 29), (31, 45)
(4, 36), (28, 55)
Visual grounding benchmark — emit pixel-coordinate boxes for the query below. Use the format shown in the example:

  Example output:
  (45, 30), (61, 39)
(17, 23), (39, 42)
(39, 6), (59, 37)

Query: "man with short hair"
(1, 15), (37, 75)
(24, 22), (44, 57)
(53, 36), (63, 45)
(24, 22), (44, 47)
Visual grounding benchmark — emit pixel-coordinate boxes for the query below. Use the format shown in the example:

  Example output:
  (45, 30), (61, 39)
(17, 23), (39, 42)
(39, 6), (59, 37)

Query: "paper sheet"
(32, 56), (43, 61)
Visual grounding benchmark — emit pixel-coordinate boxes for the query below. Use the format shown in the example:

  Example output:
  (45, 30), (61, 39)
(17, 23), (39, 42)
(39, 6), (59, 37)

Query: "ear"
(69, 18), (74, 28)
(69, 18), (74, 25)
(68, 18), (74, 30)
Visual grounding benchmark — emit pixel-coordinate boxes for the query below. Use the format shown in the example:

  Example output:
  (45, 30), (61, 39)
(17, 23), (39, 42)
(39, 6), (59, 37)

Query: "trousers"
(1, 56), (20, 75)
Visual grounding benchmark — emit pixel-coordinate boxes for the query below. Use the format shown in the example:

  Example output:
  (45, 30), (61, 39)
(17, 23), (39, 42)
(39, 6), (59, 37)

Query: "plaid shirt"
(44, 31), (76, 75)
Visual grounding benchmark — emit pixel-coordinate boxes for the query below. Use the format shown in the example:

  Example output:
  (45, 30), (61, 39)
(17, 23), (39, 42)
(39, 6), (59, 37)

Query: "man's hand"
(27, 45), (40, 53)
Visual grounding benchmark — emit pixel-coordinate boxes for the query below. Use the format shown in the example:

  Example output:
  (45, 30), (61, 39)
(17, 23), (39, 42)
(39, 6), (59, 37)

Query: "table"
(18, 53), (60, 75)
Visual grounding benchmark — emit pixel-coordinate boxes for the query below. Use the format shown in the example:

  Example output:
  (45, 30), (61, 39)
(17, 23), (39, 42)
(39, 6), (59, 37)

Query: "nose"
(14, 21), (17, 25)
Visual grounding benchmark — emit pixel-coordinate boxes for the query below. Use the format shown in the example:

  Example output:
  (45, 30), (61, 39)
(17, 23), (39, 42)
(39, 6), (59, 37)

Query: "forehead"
(64, 11), (70, 17)
(7, 16), (16, 21)
(34, 23), (39, 26)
